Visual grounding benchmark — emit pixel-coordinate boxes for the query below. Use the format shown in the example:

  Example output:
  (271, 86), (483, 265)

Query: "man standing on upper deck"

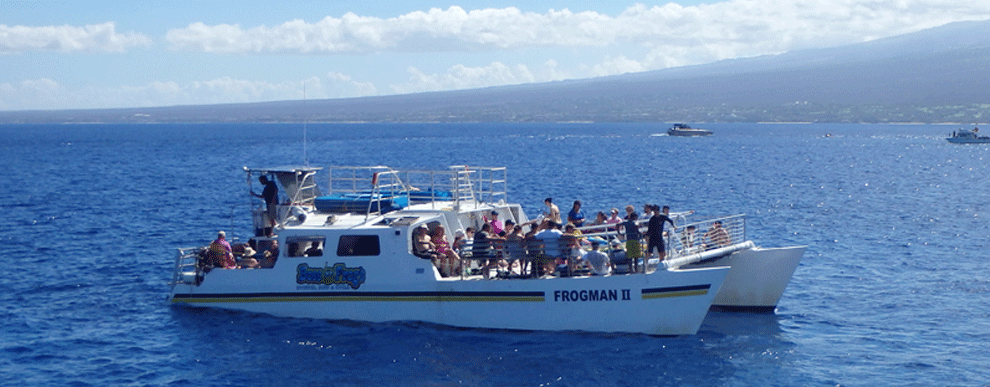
(646, 205), (675, 262)
(252, 175), (279, 229)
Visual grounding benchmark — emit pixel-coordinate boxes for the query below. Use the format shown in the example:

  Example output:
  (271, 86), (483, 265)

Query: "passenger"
(509, 224), (524, 239)
(606, 208), (622, 233)
(251, 175), (280, 229)
(563, 223), (584, 249)
(588, 211), (608, 233)
(500, 219), (515, 237)
(607, 208), (622, 223)
(645, 205), (675, 262)
(239, 255), (260, 269)
(567, 200), (585, 227)
(583, 241), (613, 276)
(453, 230), (467, 253)
(617, 213), (643, 272)
(608, 240), (629, 273)
(231, 242), (255, 258)
(237, 242), (259, 269)
(642, 203), (654, 221)
(473, 223), (504, 278)
(623, 205), (636, 220)
(259, 240), (279, 268)
(561, 223), (587, 276)
(543, 197), (562, 224)
(704, 221), (731, 250)
(430, 225), (460, 277)
(208, 231), (237, 269)
(413, 225), (443, 261)
(535, 220), (564, 276)
(487, 211), (504, 236)
(680, 225), (698, 253)
(288, 242), (303, 257)
(304, 241), (323, 257)
(521, 225), (541, 276)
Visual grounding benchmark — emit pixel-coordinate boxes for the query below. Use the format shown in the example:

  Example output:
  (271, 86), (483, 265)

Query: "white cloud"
(390, 62), (537, 94)
(5, 1), (990, 110)
(0, 22), (152, 53)
(164, 2), (990, 56)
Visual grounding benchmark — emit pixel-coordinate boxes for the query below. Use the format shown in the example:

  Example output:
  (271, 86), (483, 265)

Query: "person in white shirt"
(582, 241), (612, 276)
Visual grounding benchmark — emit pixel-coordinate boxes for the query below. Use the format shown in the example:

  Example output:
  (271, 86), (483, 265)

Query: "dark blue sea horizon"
(1, 122), (988, 386)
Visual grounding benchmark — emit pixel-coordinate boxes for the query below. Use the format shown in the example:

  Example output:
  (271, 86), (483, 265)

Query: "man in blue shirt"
(567, 200), (585, 227)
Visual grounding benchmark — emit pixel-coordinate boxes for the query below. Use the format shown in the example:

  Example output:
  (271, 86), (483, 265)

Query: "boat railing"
(665, 214), (746, 259)
(452, 166), (507, 206)
(328, 165), (409, 196)
(170, 247), (204, 286)
(324, 165), (508, 214)
(396, 165), (507, 210)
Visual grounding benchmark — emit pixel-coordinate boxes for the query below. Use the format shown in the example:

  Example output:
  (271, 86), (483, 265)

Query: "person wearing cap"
(606, 208), (622, 232)
(208, 231), (236, 269)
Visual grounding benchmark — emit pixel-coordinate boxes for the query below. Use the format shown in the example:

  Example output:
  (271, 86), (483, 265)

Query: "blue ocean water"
(1, 122), (988, 386)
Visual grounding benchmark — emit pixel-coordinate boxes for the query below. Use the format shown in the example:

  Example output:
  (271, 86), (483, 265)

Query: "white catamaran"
(168, 166), (803, 335)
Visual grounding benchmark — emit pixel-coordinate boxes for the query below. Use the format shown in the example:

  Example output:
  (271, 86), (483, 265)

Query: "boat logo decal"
(296, 263), (367, 290)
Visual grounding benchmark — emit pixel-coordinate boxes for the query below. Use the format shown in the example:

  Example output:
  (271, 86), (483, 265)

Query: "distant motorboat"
(667, 123), (713, 137)
(947, 127), (990, 144)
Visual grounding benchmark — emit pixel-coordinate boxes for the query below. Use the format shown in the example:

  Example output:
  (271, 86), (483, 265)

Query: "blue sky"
(2, 0), (989, 111)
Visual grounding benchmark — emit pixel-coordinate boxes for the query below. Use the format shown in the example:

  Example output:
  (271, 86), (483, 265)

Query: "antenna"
(303, 82), (309, 167)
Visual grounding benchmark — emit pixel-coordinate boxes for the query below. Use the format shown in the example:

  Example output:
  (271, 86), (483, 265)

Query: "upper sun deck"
(253, 165), (515, 234)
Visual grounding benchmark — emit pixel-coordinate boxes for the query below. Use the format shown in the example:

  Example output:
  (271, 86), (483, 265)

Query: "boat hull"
(946, 137), (990, 144)
(683, 245), (805, 310)
(169, 263), (729, 335)
(667, 129), (712, 137)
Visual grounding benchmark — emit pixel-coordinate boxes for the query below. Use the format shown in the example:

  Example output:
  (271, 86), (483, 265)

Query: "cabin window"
(285, 236), (327, 257)
(337, 235), (381, 256)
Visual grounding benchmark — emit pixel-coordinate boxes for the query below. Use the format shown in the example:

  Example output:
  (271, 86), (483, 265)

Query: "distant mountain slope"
(3, 19), (989, 124)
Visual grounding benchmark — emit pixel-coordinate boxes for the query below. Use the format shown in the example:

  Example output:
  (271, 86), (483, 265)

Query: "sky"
(2, 1), (989, 111)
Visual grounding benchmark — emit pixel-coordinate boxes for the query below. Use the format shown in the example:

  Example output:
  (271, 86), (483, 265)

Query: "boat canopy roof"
(245, 166), (323, 205)
(244, 166), (323, 174)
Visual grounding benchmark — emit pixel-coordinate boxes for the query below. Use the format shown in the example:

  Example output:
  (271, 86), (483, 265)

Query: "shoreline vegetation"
(2, 102), (989, 125)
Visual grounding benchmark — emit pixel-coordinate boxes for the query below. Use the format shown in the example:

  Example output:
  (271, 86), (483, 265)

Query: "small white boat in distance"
(667, 123), (713, 137)
(947, 127), (990, 144)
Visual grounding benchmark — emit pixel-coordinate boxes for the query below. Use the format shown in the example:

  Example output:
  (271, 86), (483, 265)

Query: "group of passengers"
(202, 231), (281, 270)
(414, 223), (463, 277)
(424, 198), (734, 278)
